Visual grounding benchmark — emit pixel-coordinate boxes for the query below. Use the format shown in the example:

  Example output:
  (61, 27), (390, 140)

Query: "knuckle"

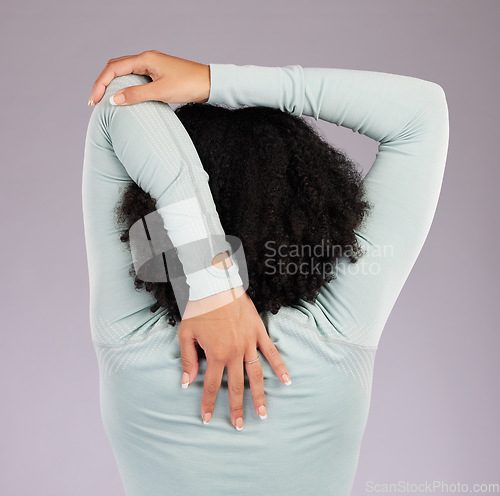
(251, 367), (264, 382)
(206, 383), (219, 395)
(177, 323), (189, 338)
(210, 348), (227, 363)
(231, 343), (244, 357)
(230, 382), (244, 394)
(141, 50), (156, 61)
(253, 394), (266, 405)
(180, 354), (193, 370)
(231, 405), (244, 417)
(267, 342), (279, 359)
(276, 361), (286, 372)
(128, 88), (140, 101)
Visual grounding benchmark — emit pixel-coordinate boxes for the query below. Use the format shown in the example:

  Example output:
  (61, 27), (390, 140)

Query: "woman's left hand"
(178, 287), (291, 431)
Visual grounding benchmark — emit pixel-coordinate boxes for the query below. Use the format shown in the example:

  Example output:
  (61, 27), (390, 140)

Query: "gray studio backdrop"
(1, 1), (498, 494)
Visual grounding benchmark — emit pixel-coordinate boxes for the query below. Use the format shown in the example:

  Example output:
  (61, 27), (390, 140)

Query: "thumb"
(109, 81), (162, 106)
(179, 328), (199, 389)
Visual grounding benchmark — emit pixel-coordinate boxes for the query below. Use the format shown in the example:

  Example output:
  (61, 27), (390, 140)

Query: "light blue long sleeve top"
(82, 62), (449, 496)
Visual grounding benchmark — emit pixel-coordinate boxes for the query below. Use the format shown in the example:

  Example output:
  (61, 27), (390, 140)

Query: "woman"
(83, 51), (449, 495)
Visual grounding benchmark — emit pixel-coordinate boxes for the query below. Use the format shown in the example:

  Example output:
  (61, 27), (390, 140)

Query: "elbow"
(425, 80), (446, 99)
(421, 81), (450, 166)
(422, 81), (448, 116)
(419, 81), (449, 135)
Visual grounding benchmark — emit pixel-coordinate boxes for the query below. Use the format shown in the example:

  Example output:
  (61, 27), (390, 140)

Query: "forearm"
(206, 63), (447, 144)
(102, 74), (244, 302)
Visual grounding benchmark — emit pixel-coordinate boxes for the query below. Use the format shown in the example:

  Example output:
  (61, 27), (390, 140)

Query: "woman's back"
(83, 65), (449, 495)
(95, 305), (373, 494)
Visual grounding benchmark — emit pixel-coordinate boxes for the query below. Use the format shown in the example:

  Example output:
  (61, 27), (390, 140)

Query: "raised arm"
(107, 75), (243, 300)
(207, 63), (450, 347)
(83, 74), (245, 332)
(83, 64), (291, 429)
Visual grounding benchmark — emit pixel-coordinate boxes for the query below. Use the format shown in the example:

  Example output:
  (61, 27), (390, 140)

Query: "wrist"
(183, 285), (246, 319)
(186, 259), (243, 302)
(196, 64), (211, 103)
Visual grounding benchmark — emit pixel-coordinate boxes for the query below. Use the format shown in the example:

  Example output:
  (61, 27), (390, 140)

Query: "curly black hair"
(115, 102), (372, 327)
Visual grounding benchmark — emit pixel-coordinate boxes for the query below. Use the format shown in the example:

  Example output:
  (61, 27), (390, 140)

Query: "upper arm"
(82, 89), (160, 345)
(317, 85), (450, 347)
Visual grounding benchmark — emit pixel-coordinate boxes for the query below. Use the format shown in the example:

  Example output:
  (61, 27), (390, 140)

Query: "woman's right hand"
(88, 50), (211, 106)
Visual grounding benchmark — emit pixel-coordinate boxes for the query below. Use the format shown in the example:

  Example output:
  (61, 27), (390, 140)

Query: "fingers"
(109, 80), (162, 106)
(226, 357), (245, 430)
(88, 51), (156, 105)
(200, 358), (224, 425)
(245, 348), (267, 420)
(257, 324), (292, 386)
(178, 326), (199, 389)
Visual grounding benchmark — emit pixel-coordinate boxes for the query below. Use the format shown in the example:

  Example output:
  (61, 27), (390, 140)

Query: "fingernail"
(235, 417), (243, 431)
(181, 372), (190, 389)
(202, 412), (212, 424)
(258, 405), (267, 419)
(109, 91), (125, 105)
(281, 373), (292, 386)
(88, 97), (94, 106)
